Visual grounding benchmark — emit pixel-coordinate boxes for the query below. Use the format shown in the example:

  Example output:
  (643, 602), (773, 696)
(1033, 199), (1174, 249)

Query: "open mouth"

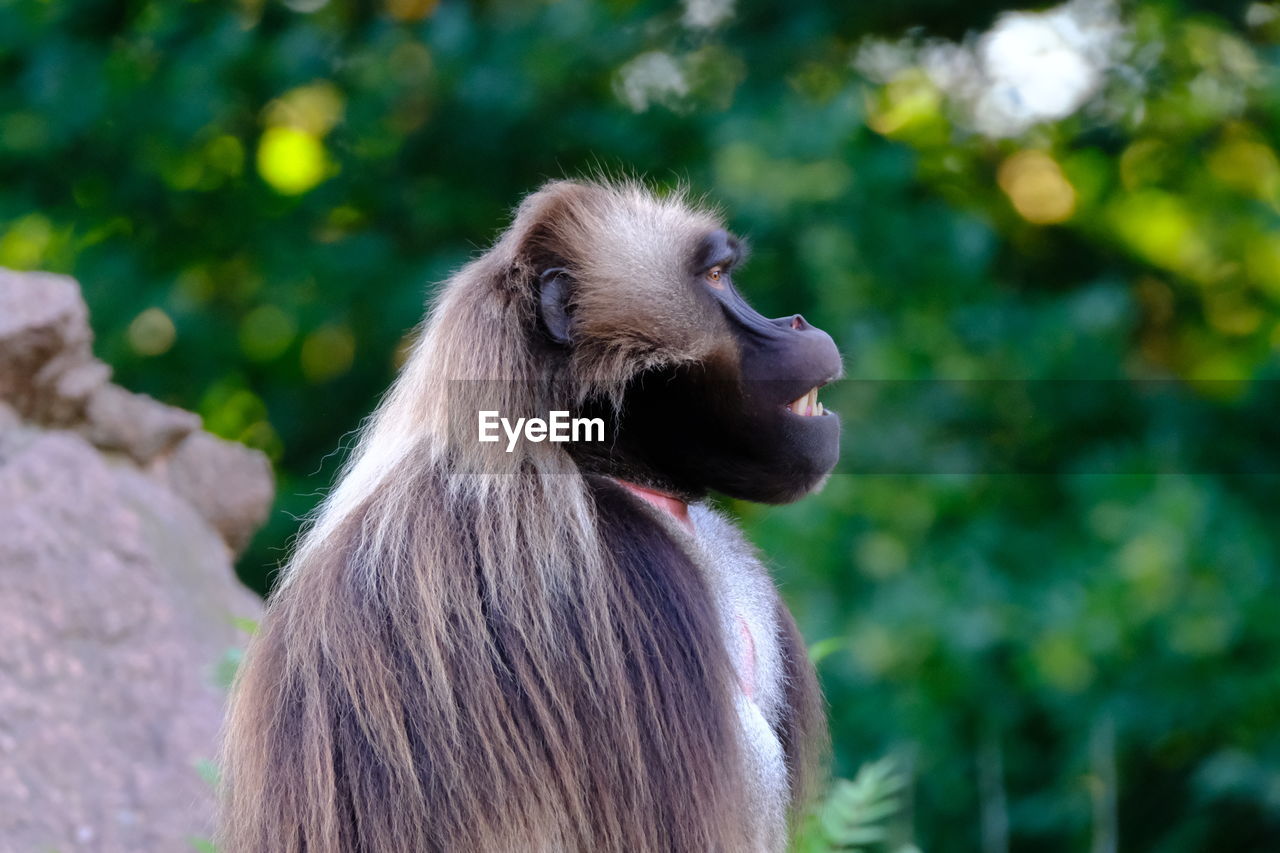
(785, 385), (830, 418)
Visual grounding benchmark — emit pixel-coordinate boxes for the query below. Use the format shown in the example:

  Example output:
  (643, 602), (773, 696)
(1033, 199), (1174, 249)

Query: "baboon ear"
(538, 267), (573, 345)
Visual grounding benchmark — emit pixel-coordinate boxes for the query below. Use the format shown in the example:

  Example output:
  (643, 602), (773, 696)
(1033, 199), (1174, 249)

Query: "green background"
(4, 0), (1280, 849)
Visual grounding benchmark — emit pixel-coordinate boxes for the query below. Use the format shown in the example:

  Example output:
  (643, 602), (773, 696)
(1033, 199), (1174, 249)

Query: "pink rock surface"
(0, 268), (271, 852)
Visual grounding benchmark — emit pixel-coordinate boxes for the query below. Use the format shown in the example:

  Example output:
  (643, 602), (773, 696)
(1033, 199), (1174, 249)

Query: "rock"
(80, 383), (201, 465)
(0, 267), (274, 554)
(159, 431), (276, 556)
(0, 433), (261, 852)
(0, 269), (107, 424)
(0, 268), (273, 852)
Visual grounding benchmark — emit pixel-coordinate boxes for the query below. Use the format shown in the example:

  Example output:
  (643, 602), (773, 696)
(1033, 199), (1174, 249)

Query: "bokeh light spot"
(389, 41), (434, 84)
(301, 325), (356, 382)
(174, 267), (217, 307)
(1032, 633), (1094, 692)
(127, 308), (177, 357)
(682, 0), (735, 30)
(1208, 136), (1279, 200)
(238, 419), (285, 461)
(385, 0), (439, 22)
(855, 531), (909, 580)
(865, 70), (943, 138)
(257, 127), (330, 195)
(1119, 531), (1178, 613)
(200, 381), (269, 441)
(1186, 350), (1251, 394)
(1206, 292), (1263, 336)
(1245, 234), (1280, 296)
(240, 305), (298, 362)
(162, 153), (204, 191)
(849, 623), (898, 676)
(0, 214), (53, 269)
(1107, 190), (1214, 281)
(264, 82), (345, 137)
(205, 135), (246, 178)
(616, 52), (689, 113)
(997, 150), (1077, 224)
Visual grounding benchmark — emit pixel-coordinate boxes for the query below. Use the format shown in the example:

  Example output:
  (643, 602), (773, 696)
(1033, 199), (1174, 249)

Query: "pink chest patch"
(614, 479), (694, 532)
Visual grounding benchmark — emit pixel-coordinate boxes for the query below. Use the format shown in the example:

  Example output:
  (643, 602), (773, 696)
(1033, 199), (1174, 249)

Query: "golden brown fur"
(219, 180), (826, 852)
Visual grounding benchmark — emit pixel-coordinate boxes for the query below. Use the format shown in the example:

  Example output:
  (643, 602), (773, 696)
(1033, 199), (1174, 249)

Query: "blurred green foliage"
(794, 756), (915, 853)
(4, 0), (1280, 849)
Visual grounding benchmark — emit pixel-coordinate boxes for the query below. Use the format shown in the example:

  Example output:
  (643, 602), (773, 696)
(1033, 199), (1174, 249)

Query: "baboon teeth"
(788, 387), (826, 416)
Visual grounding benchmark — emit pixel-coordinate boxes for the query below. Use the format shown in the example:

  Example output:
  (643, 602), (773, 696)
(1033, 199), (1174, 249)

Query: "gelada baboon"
(221, 179), (843, 852)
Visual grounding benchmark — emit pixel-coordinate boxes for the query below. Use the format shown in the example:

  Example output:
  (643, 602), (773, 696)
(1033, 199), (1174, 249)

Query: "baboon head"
(512, 180), (842, 504)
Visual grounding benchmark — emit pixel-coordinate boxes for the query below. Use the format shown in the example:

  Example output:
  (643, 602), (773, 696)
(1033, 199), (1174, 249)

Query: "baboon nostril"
(790, 315), (807, 331)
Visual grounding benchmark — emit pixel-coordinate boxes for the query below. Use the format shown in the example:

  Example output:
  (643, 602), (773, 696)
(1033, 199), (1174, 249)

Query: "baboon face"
(542, 214), (843, 504)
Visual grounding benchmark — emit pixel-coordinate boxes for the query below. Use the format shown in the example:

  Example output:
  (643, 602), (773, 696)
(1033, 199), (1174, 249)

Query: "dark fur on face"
(219, 180), (831, 852)
(535, 213), (843, 503)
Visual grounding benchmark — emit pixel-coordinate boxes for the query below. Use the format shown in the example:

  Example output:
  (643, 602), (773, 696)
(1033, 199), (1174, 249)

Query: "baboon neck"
(612, 478), (693, 532)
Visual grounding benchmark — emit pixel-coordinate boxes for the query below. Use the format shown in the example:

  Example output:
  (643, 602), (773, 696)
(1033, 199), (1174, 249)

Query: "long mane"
(220, 180), (821, 852)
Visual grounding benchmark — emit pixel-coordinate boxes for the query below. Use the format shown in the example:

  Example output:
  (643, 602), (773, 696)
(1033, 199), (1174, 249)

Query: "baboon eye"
(705, 266), (726, 289)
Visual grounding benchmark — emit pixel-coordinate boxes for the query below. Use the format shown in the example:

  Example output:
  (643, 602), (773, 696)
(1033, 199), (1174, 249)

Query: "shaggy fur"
(219, 180), (827, 852)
